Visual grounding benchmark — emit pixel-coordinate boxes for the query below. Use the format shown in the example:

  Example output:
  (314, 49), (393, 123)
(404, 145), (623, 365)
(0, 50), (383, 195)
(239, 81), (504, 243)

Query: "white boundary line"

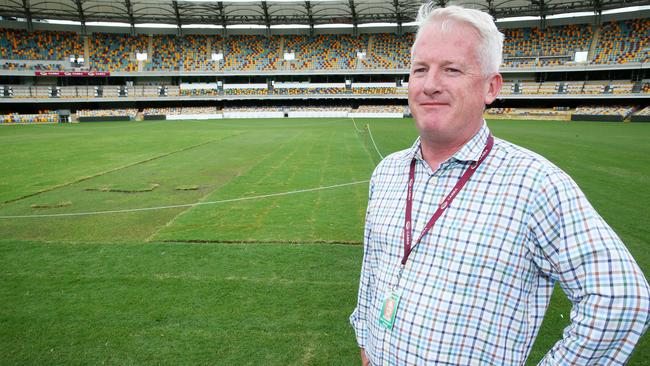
(0, 180), (369, 219)
(350, 116), (365, 133)
(366, 125), (385, 160)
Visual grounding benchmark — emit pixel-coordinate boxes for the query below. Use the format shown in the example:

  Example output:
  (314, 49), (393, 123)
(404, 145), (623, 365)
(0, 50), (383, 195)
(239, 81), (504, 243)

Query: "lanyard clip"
(392, 264), (405, 291)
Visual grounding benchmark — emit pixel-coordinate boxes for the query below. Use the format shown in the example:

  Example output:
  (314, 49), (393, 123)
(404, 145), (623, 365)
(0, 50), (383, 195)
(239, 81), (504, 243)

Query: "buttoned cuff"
(350, 313), (368, 348)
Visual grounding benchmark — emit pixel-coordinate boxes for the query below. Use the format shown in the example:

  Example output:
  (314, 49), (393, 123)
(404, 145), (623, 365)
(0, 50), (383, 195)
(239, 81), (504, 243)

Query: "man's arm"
(528, 170), (650, 365)
(350, 179), (376, 356)
(360, 348), (370, 366)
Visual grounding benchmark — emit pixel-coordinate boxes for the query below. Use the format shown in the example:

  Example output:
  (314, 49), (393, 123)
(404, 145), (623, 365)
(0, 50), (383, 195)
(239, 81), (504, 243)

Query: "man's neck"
(419, 125), (482, 171)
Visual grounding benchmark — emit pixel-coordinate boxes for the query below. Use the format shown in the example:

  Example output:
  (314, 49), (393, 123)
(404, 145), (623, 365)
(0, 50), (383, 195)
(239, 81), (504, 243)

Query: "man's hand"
(360, 348), (370, 366)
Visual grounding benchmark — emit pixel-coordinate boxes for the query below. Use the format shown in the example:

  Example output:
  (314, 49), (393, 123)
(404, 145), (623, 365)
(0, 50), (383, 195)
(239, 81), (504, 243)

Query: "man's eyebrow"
(440, 60), (464, 67)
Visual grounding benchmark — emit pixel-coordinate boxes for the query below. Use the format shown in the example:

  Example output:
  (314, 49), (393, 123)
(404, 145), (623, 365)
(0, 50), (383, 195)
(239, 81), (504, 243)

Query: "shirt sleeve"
(527, 170), (650, 365)
(350, 177), (377, 349)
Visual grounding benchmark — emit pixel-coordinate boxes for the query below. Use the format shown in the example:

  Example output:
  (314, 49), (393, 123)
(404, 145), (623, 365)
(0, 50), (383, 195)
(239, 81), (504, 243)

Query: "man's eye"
(413, 68), (426, 74)
(445, 68), (460, 73)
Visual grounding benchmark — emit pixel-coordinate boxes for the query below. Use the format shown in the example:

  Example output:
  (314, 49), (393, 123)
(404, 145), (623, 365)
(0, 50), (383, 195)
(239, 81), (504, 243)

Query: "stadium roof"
(1, 0), (649, 29)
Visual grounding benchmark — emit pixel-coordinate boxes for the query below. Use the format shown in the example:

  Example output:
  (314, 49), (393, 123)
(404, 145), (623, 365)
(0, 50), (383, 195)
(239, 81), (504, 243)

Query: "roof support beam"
(74, 0), (87, 35)
(172, 0), (182, 35)
(534, 0), (547, 28)
(305, 1), (314, 36)
(262, 1), (271, 37)
(486, 0), (498, 20)
(124, 0), (136, 36)
(593, 0), (603, 25)
(392, 0), (402, 35)
(217, 1), (226, 37)
(21, 0), (33, 32)
(348, 0), (357, 36)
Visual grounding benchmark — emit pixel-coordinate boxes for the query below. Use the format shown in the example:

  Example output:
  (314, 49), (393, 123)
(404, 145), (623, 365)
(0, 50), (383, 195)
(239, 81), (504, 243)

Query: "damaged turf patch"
(175, 185), (199, 191)
(85, 183), (160, 193)
(31, 201), (72, 209)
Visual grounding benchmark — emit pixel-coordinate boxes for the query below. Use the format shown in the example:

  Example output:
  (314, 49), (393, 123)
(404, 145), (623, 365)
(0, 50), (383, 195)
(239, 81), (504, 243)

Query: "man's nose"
(423, 69), (441, 95)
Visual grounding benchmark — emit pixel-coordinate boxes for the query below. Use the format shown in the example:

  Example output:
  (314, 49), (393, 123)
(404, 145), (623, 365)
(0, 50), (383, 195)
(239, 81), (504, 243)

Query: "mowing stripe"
(0, 180), (369, 219)
(366, 124), (385, 160)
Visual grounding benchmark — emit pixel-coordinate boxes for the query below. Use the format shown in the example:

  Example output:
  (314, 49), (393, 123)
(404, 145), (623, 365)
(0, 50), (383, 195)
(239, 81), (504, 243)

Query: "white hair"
(412, 4), (504, 75)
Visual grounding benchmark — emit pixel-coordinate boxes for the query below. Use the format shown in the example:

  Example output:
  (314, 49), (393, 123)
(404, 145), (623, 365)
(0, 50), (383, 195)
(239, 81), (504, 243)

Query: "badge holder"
(378, 290), (401, 329)
(378, 265), (404, 330)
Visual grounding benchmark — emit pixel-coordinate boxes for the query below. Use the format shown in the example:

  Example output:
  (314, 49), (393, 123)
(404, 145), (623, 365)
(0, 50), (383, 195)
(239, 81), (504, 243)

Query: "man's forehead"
(417, 19), (480, 42)
(412, 21), (480, 60)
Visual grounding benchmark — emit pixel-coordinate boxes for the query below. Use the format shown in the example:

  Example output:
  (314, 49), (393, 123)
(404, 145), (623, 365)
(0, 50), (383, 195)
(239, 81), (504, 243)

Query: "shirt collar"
(406, 121), (491, 164)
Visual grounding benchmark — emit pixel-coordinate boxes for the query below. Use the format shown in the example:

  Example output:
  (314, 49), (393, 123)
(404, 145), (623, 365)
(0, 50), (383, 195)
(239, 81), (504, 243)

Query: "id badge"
(378, 290), (401, 330)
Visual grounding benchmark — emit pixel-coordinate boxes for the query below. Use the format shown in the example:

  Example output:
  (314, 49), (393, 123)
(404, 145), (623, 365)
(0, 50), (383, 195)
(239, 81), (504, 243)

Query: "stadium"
(0, 0), (649, 364)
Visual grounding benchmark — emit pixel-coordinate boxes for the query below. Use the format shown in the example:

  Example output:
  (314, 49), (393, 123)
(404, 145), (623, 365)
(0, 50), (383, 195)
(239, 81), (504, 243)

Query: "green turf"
(0, 118), (648, 365)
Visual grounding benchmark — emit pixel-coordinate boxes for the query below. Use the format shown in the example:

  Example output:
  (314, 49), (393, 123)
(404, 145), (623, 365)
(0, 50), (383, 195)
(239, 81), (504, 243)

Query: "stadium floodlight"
(358, 23), (399, 28)
(314, 23), (354, 29)
(495, 16), (540, 23)
(182, 24), (224, 29)
(546, 11), (595, 19)
(86, 21), (131, 27)
(227, 24), (267, 29)
(44, 19), (82, 25)
(135, 23), (177, 28)
(180, 0), (344, 2)
(270, 24), (311, 29)
(602, 5), (650, 14)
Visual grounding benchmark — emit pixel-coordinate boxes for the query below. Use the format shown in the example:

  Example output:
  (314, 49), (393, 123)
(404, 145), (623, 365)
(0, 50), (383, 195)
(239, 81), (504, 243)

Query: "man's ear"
(484, 73), (503, 105)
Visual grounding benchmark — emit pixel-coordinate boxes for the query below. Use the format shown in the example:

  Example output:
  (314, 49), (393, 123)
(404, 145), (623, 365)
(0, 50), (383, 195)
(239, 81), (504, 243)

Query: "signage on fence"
(35, 71), (110, 77)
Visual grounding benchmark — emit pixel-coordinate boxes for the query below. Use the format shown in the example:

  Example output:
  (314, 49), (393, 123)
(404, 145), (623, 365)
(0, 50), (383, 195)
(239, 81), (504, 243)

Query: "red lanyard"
(402, 135), (494, 265)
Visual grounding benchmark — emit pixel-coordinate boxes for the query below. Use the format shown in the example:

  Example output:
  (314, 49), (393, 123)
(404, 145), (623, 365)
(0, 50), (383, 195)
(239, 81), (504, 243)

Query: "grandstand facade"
(0, 0), (648, 121)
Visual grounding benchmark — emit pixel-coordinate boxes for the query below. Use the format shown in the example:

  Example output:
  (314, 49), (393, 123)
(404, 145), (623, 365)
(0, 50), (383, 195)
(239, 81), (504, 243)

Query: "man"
(350, 3), (649, 365)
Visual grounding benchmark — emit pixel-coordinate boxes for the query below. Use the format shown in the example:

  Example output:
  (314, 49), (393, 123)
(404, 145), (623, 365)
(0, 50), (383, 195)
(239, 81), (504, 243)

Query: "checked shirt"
(350, 123), (649, 365)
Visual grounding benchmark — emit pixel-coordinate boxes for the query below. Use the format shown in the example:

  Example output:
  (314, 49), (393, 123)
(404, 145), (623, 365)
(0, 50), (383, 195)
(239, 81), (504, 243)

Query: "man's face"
(408, 21), (502, 144)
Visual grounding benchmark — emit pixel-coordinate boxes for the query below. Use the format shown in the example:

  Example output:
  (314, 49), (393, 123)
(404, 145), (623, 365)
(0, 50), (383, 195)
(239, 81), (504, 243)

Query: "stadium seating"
(582, 81), (607, 94)
(360, 33), (413, 70)
(223, 35), (282, 71)
(592, 19), (650, 64)
(288, 106), (350, 112)
(537, 82), (561, 94)
(223, 106), (283, 112)
(502, 24), (592, 66)
(0, 21), (647, 72)
(88, 33), (148, 71)
(486, 107), (571, 118)
(350, 105), (406, 113)
(352, 87), (398, 95)
(574, 105), (635, 117)
(149, 35), (182, 71)
(77, 108), (138, 117)
(0, 29), (83, 63)
(4, 80), (647, 100)
(143, 107), (182, 116)
(1, 111), (59, 123)
(282, 34), (362, 70)
(635, 106), (650, 115)
(181, 35), (223, 71)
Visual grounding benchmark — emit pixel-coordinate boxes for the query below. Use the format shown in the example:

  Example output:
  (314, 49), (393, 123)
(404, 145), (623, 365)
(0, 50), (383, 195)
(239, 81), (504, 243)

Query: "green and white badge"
(378, 290), (401, 330)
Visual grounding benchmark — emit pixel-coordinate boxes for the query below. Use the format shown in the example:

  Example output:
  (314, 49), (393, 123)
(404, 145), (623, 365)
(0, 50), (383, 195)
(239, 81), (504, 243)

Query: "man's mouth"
(420, 101), (448, 107)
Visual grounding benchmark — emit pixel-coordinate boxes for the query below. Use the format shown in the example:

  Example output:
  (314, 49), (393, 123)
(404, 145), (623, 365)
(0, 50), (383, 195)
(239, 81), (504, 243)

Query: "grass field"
(1, 118), (648, 365)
